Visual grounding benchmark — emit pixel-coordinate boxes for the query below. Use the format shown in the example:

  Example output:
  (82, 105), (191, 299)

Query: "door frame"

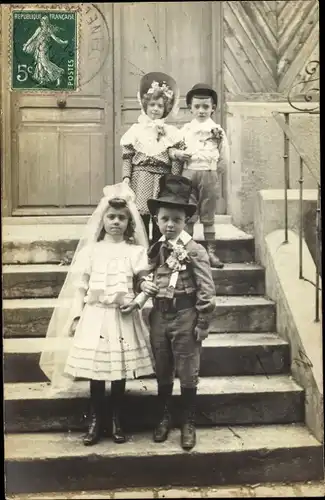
(1, 6), (12, 217)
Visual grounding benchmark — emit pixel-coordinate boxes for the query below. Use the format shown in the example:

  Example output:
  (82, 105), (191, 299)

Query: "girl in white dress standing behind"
(40, 183), (154, 446)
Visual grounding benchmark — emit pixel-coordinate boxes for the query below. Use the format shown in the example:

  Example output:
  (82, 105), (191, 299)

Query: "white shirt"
(159, 230), (192, 247)
(181, 118), (226, 171)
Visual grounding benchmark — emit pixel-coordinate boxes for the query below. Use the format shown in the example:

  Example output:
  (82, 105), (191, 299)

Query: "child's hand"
(176, 151), (192, 161)
(140, 280), (159, 297)
(123, 177), (131, 185)
(69, 317), (80, 337)
(120, 301), (139, 315)
(194, 326), (209, 342)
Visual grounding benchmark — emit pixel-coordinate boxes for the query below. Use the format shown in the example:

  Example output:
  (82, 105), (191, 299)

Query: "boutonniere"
(211, 127), (223, 143)
(157, 124), (166, 141)
(166, 244), (190, 272)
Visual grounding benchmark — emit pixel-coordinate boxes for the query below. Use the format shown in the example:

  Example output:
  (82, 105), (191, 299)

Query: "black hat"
(147, 174), (197, 218)
(186, 83), (218, 107)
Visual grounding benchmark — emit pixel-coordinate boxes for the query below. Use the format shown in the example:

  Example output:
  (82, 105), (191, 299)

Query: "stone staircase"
(3, 218), (323, 496)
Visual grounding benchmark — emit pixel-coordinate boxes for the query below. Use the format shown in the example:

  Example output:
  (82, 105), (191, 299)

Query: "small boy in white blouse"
(169, 83), (230, 268)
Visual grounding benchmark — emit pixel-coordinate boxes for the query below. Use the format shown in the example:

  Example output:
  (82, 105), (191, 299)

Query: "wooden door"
(113, 1), (226, 211)
(9, 4), (114, 216)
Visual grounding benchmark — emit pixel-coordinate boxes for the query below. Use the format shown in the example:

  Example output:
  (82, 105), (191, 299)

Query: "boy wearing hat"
(138, 174), (216, 451)
(170, 83), (230, 268)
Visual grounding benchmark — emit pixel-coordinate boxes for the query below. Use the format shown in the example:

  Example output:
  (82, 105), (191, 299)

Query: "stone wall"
(226, 102), (320, 233)
(254, 190), (323, 443)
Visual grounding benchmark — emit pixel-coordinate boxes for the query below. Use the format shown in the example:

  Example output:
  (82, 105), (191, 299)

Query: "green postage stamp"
(11, 9), (79, 91)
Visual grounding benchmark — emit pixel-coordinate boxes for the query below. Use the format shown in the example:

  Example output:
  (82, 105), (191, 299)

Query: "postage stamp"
(11, 9), (79, 91)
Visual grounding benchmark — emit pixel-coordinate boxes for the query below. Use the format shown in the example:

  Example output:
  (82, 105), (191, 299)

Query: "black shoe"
(112, 412), (126, 443)
(181, 422), (196, 450)
(83, 413), (102, 446)
(207, 244), (224, 269)
(153, 410), (171, 442)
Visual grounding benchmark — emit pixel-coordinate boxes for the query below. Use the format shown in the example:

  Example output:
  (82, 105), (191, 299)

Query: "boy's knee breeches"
(182, 169), (219, 227)
(149, 307), (201, 388)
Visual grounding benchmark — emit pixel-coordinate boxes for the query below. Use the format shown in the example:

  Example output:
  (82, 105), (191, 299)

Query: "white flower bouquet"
(166, 244), (190, 272)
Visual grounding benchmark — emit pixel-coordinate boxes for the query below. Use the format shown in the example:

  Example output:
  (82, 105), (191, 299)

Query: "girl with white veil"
(39, 182), (155, 446)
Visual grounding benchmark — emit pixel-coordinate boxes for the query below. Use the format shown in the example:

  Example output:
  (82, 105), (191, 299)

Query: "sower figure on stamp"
(39, 183), (154, 447)
(136, 174), (216, 451)
(120, 72), (184, 243)
(23, 16), (68, 87)
(169, 83), (230, 269)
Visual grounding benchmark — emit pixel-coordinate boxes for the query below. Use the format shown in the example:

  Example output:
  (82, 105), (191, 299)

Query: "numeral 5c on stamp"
(11, 9), (79, 91)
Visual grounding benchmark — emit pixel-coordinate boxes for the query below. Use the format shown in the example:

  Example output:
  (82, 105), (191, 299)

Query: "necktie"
(160, 242), (173, 265)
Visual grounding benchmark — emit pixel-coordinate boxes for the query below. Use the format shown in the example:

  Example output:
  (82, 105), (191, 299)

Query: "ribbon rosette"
(211, 127), (223, 143)
(166, 244), (190, 272)
(157, 124), (166, 141)
(164, 245), (190, 299)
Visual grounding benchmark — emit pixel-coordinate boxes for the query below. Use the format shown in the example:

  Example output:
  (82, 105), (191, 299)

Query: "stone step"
(3, 214), (232, 225)
(2, 223), (254, 264)
(2, 263), (265, 299)
(6, 482), (325, 500)
(3, 296), (276, 338)
(5, 425), (323, 494)
(3, 333), (290, 383)
(3, 264), (68, 299)
(4, 376), (304, 433)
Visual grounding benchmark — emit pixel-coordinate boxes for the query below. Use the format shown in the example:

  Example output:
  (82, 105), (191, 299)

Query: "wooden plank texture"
(224, 0), (319, 96)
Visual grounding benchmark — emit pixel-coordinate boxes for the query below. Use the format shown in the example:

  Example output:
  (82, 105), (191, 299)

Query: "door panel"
(63, 132), (105, 205)
(121, 3), (164, 98)
(165, 3), (213, 93)
(11, 3), (113, 215)
(18, 130), (60, 206)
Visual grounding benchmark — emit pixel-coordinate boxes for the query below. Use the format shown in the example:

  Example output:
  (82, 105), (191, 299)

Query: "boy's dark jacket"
(137, 236), (216, 329)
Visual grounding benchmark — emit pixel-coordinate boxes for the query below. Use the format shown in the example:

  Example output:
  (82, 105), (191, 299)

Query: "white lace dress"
(64, 239), (154, 381)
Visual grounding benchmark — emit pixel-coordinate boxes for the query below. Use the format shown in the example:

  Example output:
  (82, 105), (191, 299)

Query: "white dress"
(64, 239), (154, 381)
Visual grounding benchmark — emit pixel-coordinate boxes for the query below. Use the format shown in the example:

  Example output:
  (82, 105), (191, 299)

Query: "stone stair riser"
(3, 343), (290, 383)
(2, 238), (255, 265)
(213, 267), (265, 296)
(3, 302), (276, 338)
(5, 444), (322, 495)
(3, 271), (66, 299)
(3, 307), (53, 338)
(3, 267), (265, 299)
(2, 241), (76, 266)
(5, 391), (304, 433)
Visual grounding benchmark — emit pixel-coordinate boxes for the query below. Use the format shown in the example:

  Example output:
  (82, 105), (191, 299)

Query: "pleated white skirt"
(64, 303), (154, 381)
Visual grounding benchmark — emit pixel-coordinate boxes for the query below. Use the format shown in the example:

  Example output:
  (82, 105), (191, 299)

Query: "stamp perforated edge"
(8, 3), (82, 95)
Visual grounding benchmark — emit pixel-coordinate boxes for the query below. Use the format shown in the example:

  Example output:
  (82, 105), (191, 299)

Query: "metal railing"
(272, 60), (320, 322)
